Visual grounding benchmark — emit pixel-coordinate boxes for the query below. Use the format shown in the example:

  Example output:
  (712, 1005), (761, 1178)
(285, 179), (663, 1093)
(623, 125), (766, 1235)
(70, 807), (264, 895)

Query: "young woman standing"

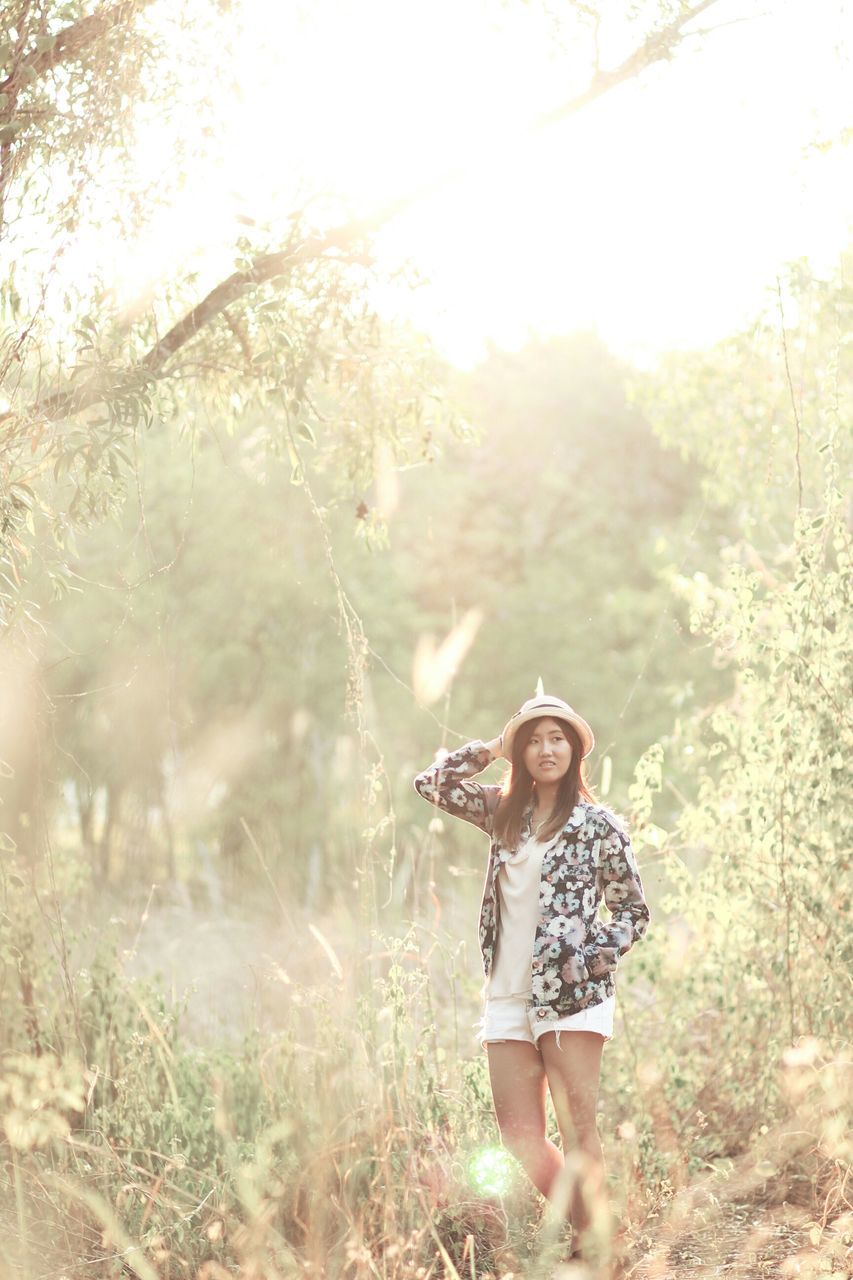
(413, 693), (651, 1270)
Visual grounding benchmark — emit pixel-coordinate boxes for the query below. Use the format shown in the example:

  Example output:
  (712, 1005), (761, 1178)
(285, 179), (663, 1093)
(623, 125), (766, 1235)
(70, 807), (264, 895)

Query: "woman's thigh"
(538, 1030), (604, 1139)
(486, 1040), (549, 1139)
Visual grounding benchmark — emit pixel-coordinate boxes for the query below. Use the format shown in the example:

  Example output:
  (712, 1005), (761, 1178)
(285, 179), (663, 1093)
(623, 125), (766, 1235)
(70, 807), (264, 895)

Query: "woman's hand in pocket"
(583, 941), (619, 978)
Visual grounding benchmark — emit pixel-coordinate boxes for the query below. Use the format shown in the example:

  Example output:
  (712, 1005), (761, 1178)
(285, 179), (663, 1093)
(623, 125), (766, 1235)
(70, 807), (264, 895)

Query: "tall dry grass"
(0, 880), (849, 1279)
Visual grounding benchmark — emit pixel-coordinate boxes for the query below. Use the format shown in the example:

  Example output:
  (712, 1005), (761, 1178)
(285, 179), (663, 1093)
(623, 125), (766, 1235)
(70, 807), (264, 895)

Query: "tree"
(0, 0), (730, 881)
(1, 0), (726, 632)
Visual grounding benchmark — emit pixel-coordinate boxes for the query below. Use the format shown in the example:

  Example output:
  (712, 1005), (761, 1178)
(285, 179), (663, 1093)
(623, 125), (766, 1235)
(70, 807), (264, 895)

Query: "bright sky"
(69, 0), (852, 372)
(370, 0), (852, 369)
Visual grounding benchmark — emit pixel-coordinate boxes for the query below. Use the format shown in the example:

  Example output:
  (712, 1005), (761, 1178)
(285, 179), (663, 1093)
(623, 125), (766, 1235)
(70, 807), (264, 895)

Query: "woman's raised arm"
(413, 737), (504, 834)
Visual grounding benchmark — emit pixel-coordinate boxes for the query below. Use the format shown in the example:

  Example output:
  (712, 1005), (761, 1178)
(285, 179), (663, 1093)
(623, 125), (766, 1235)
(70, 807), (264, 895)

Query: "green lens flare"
(466, 1145), (516, 1197)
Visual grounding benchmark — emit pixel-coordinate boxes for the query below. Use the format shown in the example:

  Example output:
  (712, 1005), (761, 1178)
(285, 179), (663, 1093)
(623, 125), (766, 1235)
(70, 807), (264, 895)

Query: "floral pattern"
(413, 739), (651, 1027)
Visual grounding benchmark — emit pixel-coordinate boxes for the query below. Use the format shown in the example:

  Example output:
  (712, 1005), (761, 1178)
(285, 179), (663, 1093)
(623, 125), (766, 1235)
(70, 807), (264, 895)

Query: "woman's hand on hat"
(484, 735), (505, 760)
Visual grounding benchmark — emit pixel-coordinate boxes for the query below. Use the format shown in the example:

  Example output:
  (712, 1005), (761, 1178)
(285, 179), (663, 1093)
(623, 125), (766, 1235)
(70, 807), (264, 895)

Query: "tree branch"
(3, 0), (724, 431)
(537, 0), (723, 129)
(0, 1), (156, 98)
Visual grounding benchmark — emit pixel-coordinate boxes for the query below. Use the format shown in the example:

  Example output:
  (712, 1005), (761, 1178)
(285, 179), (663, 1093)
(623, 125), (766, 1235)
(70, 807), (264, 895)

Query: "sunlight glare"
(74, 0), (578, 322)
(467, 1145), (517, 1198)
(34, 0), (851, 373)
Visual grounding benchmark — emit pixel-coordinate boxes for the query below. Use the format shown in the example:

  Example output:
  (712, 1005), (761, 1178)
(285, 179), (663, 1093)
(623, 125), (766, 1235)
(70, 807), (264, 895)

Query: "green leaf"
(9, 483), (34, 508)
(53, 451), (74, 480)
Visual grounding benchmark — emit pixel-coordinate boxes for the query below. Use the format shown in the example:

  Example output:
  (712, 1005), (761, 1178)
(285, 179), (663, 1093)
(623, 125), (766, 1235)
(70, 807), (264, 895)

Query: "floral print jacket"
(413, 740), (651, 1025)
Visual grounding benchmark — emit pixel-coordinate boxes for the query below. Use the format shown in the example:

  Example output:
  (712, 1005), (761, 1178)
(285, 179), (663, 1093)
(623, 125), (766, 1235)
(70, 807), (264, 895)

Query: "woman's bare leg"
(485, 1039), (564, 1198)
(538, 1029), (612, 1249)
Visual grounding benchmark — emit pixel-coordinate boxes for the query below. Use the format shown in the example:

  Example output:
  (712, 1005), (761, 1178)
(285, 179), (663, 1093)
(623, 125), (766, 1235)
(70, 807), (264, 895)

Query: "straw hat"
(500, 686), (595, 760)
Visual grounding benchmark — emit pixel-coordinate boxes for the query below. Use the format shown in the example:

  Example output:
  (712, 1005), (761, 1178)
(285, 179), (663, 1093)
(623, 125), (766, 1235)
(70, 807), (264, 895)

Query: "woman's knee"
(498, 1122), (548, 1156)
(555, 1109), (602, 1151)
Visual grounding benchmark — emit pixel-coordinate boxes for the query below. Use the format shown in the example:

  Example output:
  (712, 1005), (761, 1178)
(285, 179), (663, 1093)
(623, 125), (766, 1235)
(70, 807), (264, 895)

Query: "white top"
(488, 831), (559, 998)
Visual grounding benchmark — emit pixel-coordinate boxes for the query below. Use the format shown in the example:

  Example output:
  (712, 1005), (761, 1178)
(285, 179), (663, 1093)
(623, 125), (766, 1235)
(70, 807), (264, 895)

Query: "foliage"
(0, 0), (470, 645)
(393, 330), (733, 785)
(0, 916), (849, 1277)
(632, 254), (851, 525)
(623, 251), (851, 1147)
(0, 2), (850, 1277)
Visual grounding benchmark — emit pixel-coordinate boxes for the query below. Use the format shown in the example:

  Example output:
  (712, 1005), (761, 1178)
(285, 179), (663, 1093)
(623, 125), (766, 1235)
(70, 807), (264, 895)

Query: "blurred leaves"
(0, 1052), (87, 1150)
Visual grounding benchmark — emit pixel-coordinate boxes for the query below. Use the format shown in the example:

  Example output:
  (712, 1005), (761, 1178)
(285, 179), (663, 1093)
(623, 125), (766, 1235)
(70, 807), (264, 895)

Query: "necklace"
(533, 810), (553, 836)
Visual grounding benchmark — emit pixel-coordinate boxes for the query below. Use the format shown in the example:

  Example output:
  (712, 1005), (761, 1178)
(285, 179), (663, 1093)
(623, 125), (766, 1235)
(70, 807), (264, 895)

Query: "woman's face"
(522, 717), (573, 784)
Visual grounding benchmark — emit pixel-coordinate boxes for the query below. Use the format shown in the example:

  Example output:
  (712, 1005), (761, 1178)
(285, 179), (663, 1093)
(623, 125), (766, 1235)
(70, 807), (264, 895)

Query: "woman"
(413, 692), (651, 1269)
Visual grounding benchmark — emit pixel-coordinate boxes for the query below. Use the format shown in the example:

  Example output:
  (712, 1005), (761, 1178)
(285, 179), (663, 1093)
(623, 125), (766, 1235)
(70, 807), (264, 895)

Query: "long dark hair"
(492, 715), (597, 850)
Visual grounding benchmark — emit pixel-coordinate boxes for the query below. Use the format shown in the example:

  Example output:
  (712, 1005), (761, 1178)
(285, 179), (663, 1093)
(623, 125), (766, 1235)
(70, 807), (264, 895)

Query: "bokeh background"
(0, 0), (850, 1276)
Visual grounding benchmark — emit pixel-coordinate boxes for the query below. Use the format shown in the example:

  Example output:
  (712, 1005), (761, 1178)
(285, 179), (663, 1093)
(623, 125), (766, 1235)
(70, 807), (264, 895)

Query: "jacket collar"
(496, 797), (590, 867)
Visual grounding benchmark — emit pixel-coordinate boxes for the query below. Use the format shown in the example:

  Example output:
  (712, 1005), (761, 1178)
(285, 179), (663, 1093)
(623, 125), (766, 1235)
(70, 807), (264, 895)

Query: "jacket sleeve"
(413, 740), (502, 835)
(585, 814), (651, 976)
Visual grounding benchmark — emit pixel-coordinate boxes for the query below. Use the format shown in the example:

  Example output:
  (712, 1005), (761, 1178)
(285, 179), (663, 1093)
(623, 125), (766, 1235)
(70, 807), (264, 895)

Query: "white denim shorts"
(475, 992), (615, 1053)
